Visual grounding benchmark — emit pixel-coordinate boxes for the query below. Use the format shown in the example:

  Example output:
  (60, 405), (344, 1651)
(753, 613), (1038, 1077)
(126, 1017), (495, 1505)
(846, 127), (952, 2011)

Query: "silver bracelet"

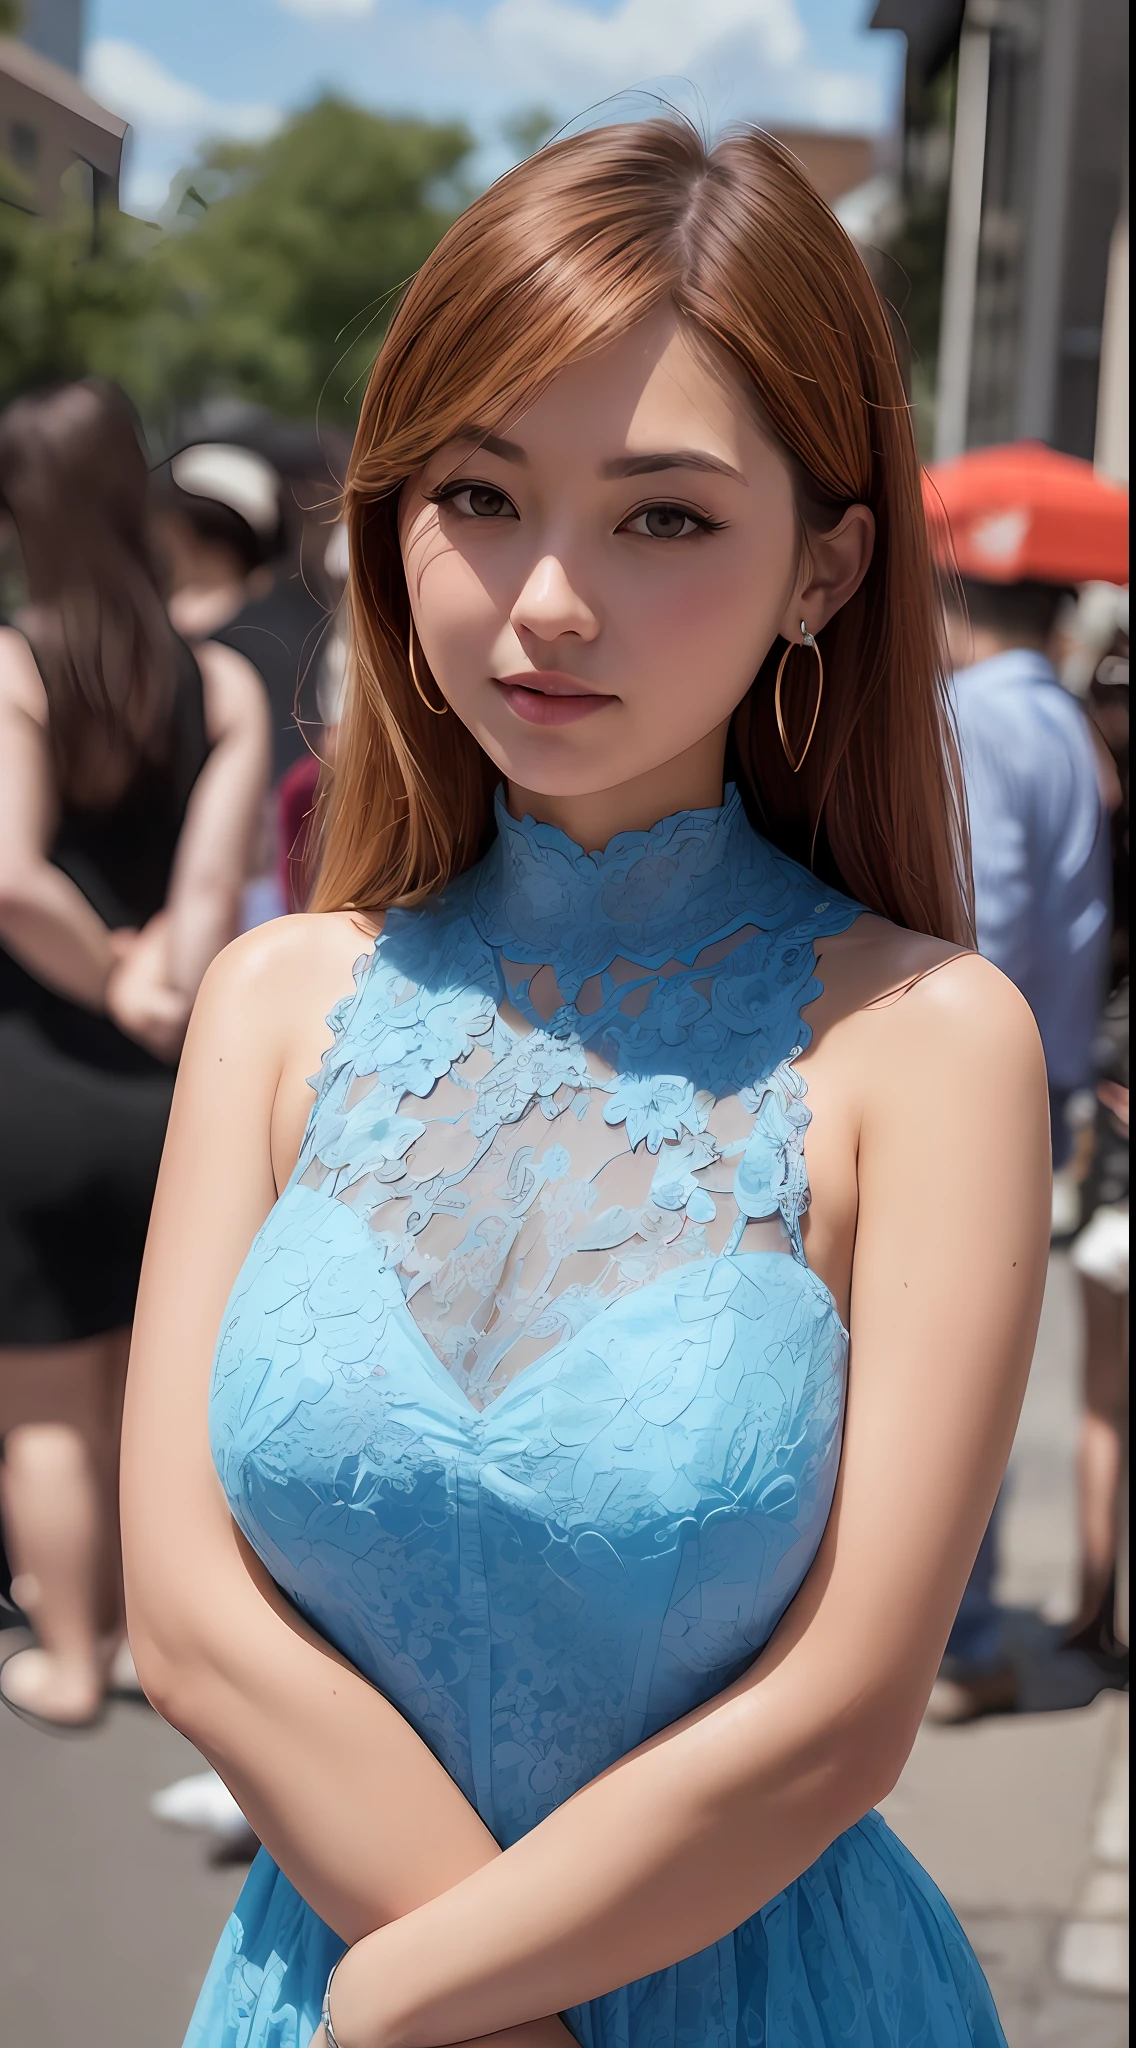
(321, 1957), (346, 2048)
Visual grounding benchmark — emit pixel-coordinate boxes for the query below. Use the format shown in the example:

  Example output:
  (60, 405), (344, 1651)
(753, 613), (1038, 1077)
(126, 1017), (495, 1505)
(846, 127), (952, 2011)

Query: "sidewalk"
(881, 1691), (1127, 2045)
(0, 1253), (1127, 2046)
(879, 1254), (1129, 2046)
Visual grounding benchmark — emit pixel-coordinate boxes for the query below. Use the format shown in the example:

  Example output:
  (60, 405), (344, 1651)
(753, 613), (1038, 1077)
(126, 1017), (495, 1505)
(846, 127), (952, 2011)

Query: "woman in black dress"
(0, 380), (269, 1727)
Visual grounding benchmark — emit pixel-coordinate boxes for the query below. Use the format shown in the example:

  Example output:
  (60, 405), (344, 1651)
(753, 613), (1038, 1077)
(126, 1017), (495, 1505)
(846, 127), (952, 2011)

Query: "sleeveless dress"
(0, 638), (210, 1345)
(189, 788), (1006, 2047)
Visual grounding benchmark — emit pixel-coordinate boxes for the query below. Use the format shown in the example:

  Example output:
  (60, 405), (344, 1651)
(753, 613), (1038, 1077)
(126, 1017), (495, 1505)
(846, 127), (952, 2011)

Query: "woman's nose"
(510, 554), (599, 644)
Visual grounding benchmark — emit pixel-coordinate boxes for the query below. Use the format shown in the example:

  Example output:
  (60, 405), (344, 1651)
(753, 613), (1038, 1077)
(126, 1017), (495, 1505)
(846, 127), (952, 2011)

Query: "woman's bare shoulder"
(192, 909), (381, 1045)
(823, 912), (1042, 1075)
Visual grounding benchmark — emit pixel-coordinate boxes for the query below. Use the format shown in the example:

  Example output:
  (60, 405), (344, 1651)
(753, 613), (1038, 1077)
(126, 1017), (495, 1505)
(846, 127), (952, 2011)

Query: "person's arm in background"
(1023, 690), (1111, 1097)
(954, 684), (1034, 984)
(164, 640), (271, 999)
(105, 641), (271, 1057)
(0, 625), (119, 1006)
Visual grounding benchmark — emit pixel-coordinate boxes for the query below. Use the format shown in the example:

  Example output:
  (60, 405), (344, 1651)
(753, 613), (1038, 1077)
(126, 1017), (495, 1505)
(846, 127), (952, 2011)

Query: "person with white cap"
(153, 442), (285, 643)
(153, 440), (324, 926)
(208, 425), (341, 794)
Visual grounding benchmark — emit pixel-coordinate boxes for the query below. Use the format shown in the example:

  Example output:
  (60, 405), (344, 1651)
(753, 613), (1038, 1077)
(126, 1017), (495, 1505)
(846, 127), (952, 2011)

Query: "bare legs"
(1067, 1275), (1129, 1651)
(0, 1330), (129, 1724)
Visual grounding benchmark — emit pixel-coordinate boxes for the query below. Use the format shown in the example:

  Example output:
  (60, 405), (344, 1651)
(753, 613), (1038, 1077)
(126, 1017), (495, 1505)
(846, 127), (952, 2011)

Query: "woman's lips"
(493, 671), (614, 727)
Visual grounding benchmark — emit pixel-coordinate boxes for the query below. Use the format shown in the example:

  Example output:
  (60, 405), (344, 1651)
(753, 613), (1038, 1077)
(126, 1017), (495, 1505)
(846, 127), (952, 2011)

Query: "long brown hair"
(314, 119), (971, 944)
(0, 379), (175, 806)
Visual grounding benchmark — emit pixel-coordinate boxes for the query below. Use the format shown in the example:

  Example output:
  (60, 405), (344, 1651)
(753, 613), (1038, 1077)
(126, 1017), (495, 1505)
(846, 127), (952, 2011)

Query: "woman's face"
(399, 307), (861, 818)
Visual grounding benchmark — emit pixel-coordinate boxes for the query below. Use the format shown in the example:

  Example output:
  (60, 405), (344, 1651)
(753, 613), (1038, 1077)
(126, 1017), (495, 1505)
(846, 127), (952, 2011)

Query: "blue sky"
(85, 0), (904, 217)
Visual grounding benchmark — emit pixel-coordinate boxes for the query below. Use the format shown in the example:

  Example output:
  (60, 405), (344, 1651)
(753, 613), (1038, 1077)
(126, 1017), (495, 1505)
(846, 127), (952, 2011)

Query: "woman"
(124, 126), (1050, 2047)
(0, 379), (268, 1728)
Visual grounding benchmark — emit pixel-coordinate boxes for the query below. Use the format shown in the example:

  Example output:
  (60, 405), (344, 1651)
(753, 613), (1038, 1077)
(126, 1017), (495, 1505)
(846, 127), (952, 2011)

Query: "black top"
(214, 570), (329, 785)
(0, 635), (210, 1074)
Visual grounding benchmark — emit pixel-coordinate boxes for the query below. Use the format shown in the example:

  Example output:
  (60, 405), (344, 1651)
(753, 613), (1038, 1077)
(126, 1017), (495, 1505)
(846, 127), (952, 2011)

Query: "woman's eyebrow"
(439, 436), (745, 484)
(601, 450), (745, 483)
(448, 428), (528, 464)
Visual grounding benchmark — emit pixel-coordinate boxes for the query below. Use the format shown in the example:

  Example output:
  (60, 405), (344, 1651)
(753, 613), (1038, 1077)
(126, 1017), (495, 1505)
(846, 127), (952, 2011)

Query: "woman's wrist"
(324, 1940), (397, 2048)
(327, 1927), (447, 2048)
(99, 927), (134, 1012)
(323, 1950), (574, 2048)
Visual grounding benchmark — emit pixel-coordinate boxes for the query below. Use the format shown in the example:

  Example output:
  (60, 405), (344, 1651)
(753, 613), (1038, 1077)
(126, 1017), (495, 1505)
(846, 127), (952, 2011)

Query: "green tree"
(151, 97), (474, 425)
(0, 168), (165, 408)
(0, 97), (474, 433)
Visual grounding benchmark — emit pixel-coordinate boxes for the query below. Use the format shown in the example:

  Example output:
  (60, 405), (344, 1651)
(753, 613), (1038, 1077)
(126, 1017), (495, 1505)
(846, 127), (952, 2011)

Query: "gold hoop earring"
(407, 622), (447, 715)
(774, 623), (823, 773)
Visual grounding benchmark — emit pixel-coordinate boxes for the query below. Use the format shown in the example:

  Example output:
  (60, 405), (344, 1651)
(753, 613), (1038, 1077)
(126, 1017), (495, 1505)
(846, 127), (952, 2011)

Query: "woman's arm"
(0, 627), (116, 1005)
(320, 953), (1052, 2048)
(105, 638), (272, 1053)
(163, 639), (271, 1002)
(121, 918), (574, 2048)
(0, 627), (268, 1047)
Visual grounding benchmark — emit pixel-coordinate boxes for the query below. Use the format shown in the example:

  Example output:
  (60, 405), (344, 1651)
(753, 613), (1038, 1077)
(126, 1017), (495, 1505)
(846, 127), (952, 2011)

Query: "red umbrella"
(924, 441), (1129, 587)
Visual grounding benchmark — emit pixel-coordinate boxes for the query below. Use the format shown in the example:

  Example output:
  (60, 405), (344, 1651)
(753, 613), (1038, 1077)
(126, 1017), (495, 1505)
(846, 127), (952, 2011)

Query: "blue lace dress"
(187, 789), (1005, 2047)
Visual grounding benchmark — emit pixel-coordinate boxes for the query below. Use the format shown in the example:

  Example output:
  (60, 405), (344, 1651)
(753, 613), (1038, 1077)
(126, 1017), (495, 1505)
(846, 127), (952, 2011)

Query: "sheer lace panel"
(300, 1029), (793, 1408)
(294, 787), (861, 1409)
(299, 928), (806, 1410)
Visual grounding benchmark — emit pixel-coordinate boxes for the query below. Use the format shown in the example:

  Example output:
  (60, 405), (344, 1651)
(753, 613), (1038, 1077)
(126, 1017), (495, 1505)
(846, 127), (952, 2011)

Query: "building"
(768, 129), (878, 211)
(873, 0), (1129, 473)
(0, 11), (124, 217)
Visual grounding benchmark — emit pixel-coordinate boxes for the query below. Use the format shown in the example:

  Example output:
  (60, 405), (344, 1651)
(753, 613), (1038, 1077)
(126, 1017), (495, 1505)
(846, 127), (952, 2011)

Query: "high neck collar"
(467, 784), (798, 996)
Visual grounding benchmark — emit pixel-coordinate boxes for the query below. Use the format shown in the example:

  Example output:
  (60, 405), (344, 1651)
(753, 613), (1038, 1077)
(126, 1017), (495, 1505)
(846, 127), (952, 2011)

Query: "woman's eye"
(445, 484), (517, 519)
(623, 504), (707, 540)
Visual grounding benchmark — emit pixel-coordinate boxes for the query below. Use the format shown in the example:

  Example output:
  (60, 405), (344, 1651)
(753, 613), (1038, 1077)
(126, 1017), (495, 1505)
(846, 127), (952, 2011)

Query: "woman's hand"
(105, 916), (191, 1061)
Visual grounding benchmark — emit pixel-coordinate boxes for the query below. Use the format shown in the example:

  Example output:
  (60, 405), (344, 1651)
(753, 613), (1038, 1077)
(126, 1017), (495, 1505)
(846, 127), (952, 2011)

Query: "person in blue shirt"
(951, 577), (1111, 1153)
(927, 574), (1110, 1723)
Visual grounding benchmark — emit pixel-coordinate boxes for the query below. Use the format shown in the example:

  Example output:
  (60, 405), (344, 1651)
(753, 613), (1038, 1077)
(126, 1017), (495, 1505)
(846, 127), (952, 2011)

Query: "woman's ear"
(781, 503), (876, 639)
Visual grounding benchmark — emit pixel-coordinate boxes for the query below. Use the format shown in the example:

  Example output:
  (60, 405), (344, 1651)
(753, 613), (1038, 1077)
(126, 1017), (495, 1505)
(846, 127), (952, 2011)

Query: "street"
(0, 1254), (1127, 2047)
(879, 1254), (1129, 2047)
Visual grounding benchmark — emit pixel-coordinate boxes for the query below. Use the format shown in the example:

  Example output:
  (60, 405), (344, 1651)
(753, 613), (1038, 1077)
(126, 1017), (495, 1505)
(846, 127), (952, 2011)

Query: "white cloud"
(84, 40), (281, 144)
(277, 0), (375, 14)
(485, 0), (806, 83)
(89, 2), (898, 219)
(118, 164), (176, 216)
(801, 69), (884, 128)
(350, 0), (890, 147)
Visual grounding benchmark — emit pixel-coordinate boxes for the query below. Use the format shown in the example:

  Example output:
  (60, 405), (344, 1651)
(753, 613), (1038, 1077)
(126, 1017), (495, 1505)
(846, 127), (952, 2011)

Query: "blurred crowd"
(0, 380), (348, 1737)
(0, 380), (1128, 1845)
(925, 441), (1130, 1721)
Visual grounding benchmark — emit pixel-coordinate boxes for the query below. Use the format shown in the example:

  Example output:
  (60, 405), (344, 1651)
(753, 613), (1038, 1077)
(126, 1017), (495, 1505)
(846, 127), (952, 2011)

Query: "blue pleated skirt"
(184, 1809), (1005, 2047)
